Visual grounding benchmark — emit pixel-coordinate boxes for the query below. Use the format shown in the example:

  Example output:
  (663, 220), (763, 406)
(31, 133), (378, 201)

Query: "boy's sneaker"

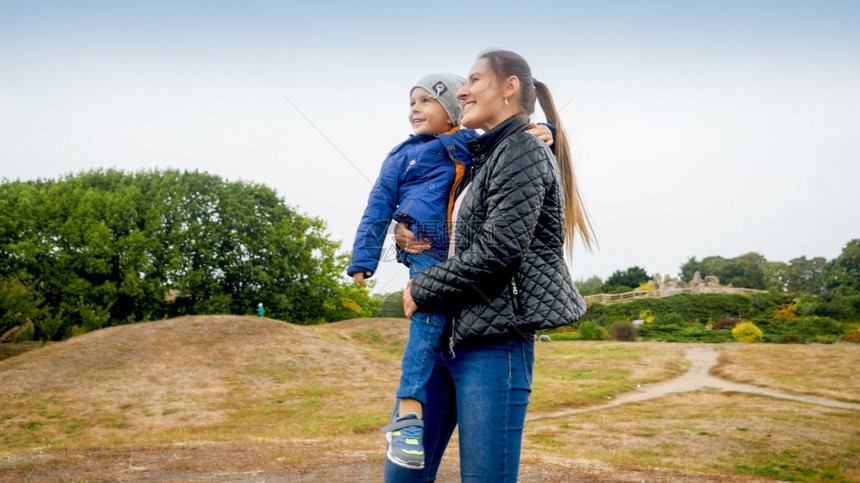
(381, 413), (425, 469)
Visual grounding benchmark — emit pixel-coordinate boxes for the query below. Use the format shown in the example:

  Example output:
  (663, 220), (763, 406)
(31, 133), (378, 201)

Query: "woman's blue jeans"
(384, 328), (535, 482)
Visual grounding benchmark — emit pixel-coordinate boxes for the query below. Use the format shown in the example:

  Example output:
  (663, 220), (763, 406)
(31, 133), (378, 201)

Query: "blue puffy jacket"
(347, 127), (477, 277)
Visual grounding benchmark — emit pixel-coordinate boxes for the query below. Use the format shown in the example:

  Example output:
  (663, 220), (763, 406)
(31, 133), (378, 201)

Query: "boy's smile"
(409, 87), (453, 135)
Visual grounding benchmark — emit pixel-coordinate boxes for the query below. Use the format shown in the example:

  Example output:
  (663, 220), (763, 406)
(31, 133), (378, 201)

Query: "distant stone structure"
(648, 271), (730, 295)
(586, 271), (765, 306)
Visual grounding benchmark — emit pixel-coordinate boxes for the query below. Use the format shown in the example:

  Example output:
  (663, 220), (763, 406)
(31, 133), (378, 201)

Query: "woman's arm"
(409, 139), (552, 311)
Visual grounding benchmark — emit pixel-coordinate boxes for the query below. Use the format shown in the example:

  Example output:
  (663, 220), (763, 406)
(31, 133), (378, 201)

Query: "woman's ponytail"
(480, 49), (596, 255)
(534, 80), (596, 254)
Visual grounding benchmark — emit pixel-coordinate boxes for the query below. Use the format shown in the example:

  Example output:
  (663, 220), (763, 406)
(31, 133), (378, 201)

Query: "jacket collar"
(467, 115), (529, 163)
(389, 126), (464, 155)
(408, 126), (461, 143)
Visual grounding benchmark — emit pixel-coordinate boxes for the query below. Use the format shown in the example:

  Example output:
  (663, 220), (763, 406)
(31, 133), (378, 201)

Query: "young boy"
(347, 73), (470, 470)
(348, 73), (554, 469)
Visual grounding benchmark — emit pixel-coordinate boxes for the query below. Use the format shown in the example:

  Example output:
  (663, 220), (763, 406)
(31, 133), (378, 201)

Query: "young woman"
(390, 49), (595, 482)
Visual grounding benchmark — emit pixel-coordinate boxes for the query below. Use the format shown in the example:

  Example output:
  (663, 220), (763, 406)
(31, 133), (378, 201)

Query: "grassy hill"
(1, 316), (858, 481)
(0, 316), (409, 450)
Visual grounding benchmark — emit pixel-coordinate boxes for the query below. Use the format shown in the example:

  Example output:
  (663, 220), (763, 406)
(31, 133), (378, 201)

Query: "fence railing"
(584, 286), (767, 306)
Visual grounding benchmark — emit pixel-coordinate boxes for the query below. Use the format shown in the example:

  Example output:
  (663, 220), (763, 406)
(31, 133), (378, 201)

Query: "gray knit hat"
(411, 73), (465, 126)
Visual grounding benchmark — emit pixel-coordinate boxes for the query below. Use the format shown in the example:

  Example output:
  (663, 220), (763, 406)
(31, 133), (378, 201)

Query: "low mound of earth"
(0, 316), (406, 442)
(1, 316), (857, 481)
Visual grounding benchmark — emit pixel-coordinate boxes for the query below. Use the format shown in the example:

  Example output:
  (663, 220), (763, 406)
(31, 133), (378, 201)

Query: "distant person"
(347, 73), (554, 471)
(395, 50), (595, 482)
(257, 303), (264, 317)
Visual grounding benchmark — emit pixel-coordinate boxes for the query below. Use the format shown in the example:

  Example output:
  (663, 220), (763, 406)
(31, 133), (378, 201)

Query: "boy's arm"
(526, 122), (557, 154)
(346, 153), (404, 279)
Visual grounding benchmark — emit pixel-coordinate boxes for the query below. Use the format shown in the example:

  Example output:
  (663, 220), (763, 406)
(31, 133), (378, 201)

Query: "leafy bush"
(774, 333), (807, 344)
(733, 321), (763, 343)
(584, 294), (758, 326)
(549, 331), (581, 341)
(0, 277), (43, 336)
(637, 322), (733, 343)
(757, 315), (846, 342)
(752, 292), (793, 315)
(609, 321), (637, 341)
(580, 292), (853, 343)
(676, 325), (734, 343)
(713, 318), (738, 330)
(844, 330), (860, 343)
(636, 323), (679, 341)
(774, 298), (800, 320)
(656, 312), (685, 326)
(578, 321), (609, 341)
(639, 309), (655, 324)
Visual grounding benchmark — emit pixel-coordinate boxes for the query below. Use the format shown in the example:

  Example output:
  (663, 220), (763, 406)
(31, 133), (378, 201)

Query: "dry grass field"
(0, 316), (858, 482)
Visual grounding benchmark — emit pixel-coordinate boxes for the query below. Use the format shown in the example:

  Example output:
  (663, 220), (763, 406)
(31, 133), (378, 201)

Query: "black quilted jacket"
(410, 116), (586, 348)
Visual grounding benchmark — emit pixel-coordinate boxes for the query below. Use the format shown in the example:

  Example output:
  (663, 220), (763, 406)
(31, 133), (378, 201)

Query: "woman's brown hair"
(479, 49), (596, 254)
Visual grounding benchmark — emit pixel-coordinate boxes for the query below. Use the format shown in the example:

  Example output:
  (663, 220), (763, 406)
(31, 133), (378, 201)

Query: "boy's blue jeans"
(397, 252), (447, 404)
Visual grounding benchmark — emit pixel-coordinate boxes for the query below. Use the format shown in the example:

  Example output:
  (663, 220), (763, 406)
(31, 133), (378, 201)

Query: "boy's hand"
(526, 122), (554, 147)
(352, 271), (372, 287)
(395, 222), (431, 254)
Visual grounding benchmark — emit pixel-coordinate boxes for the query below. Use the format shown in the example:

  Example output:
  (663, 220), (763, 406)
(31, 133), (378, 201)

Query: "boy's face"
(409, 87), (453, 135)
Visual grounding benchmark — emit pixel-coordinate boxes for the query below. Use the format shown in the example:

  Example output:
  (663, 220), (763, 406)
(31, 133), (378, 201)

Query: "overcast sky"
(2, 1), (858, 294)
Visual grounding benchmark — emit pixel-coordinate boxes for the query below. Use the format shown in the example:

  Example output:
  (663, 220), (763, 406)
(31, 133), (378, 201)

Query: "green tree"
(603, 266), (649, 293)
(825, 239), (860, 293)
(762, 260), (788, 292)
(0, 169), (375, 339)
(575, 275), (604, 296)
(377, 291), (407, 318)
(784, 256), (827, 295)
(0, 276), (43, 336)
(681, 253), (766, 289)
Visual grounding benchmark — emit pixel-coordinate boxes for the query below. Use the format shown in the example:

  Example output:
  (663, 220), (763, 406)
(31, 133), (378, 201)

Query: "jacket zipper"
(448, 315), (456, 358)
(511, 276), (522, 315)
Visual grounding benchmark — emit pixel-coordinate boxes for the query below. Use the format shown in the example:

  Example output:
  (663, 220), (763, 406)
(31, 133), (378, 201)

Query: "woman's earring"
(504, 97), (509, 106)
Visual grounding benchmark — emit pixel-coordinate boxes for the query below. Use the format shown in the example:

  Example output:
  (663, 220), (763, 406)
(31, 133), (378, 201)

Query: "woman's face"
(457, 58), (510, 131)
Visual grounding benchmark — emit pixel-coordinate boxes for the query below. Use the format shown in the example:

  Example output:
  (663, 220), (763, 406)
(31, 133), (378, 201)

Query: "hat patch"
(432, 81), (448, 97)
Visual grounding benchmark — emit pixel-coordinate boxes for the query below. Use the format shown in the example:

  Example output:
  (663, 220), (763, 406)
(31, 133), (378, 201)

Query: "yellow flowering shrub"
(639, 309), (655, 324)
(732, 320), (763, 343)
(774, 298), (799, 320)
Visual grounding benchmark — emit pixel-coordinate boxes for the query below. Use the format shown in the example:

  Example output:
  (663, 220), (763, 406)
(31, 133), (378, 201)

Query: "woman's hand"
(526, 122), (553, 147)
(403, 280), (418, 318)
(395, 221), (432, 254)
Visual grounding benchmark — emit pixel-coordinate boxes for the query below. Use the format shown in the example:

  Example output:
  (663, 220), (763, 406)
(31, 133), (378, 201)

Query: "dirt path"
(530, 346), (860, 422)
